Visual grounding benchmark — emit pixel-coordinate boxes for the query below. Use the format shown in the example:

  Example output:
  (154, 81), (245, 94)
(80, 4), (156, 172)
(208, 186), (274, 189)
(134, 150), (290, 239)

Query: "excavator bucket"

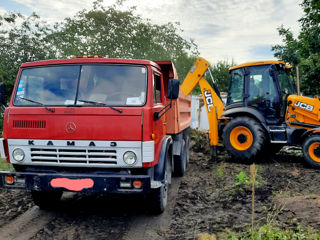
(180, 57), (210, 95)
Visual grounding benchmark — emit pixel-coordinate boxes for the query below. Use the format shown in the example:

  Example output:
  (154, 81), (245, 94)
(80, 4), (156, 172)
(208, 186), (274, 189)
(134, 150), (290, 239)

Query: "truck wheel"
(222, 116), (266, 160)
(302, 135), (320, 168)
(173, 139), (187, 177)
(31, 190), (63, 209)
(148, 151), (171, 214)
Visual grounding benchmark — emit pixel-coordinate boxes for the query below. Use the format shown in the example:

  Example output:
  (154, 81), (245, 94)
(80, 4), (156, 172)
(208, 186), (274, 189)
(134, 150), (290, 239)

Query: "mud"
(1, 130), (320, 239)
(0, 189), (33, 226)
(168, 132), (320, 239)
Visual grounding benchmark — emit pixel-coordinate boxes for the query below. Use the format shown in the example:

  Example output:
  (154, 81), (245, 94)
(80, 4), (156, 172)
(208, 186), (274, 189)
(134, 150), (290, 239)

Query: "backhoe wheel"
(222, 116), (266, 160)
(302, 135), (320, 168)
(31, 190), (63, 209)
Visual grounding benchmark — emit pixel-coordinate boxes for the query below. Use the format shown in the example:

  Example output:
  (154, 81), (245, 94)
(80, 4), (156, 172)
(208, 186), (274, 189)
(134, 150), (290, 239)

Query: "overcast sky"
(0, 0), (304, 64)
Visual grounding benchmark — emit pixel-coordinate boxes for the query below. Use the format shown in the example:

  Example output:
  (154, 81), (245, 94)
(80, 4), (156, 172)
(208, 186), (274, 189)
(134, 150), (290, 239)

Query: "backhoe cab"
(182, 57), (320, 168)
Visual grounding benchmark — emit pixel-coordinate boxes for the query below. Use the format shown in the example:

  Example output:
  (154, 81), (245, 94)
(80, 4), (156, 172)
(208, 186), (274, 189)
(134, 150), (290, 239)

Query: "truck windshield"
(277, 69), (297, 95)
(13, 64), (147, 107)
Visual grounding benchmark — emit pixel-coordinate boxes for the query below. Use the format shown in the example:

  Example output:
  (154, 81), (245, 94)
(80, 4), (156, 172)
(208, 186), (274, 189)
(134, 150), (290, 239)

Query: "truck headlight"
(123, 151), (137, 165)
(12, 148), (25, 162)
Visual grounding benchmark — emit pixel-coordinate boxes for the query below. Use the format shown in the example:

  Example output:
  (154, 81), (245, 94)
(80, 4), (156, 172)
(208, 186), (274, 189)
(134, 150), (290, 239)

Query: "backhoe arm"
(181, 57), (225, 160)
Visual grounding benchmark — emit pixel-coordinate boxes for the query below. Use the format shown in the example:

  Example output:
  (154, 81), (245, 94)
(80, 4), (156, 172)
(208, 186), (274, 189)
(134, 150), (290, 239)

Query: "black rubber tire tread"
(31, 190), (63, 209)
(148, 146), (171, 214)
(222, 116), (266, 160)
(302, 135), (320, 168)
(173, 139), (186, 177)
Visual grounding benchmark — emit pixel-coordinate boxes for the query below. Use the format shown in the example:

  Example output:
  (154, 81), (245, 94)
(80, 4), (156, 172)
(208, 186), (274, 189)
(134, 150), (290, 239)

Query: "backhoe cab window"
(227, 69), (244, 105)
(14, 64), (147, 107)
(247, 65), (277, 106)
(277, 69), (296, 95)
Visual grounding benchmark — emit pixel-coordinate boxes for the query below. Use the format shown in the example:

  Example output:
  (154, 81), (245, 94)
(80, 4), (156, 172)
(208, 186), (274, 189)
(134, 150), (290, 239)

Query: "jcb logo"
(294, 101), (314, 112)
(204, 90), (214, 112)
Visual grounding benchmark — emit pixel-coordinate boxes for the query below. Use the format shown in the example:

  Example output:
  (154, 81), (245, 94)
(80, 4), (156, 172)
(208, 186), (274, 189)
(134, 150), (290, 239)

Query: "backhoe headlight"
(123, 151), (137, 165)
(12, 148), (25, 162)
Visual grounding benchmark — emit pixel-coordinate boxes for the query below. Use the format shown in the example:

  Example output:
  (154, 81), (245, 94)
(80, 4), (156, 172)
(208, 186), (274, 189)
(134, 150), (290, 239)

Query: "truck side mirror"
(167, 79), (179, 100)
(0, 83), (5, 105)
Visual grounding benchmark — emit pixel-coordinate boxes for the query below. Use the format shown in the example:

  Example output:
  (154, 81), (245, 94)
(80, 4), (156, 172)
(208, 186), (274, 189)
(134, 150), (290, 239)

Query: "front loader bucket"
(180, 57), (210, 95)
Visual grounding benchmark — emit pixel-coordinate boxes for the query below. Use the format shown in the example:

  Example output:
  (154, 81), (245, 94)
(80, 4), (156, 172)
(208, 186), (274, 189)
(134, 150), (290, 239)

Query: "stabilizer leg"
(211, 146), (217, 162)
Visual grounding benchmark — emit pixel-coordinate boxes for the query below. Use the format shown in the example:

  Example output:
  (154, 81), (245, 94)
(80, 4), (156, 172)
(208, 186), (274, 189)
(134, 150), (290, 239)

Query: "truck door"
(152, 72), (166, 147)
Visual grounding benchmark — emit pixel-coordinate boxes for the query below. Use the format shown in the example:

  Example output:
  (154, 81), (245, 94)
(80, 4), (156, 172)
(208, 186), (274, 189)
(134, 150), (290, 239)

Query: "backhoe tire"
(222, 116), (266, 160)
(302, 135), (320, 168)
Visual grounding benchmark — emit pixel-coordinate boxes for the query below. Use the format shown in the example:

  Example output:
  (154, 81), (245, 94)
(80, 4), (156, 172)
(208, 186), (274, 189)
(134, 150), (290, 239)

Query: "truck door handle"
(163, 122), (167, 125)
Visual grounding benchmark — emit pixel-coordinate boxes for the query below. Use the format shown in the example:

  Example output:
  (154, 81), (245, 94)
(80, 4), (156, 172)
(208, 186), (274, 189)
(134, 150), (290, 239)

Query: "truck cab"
(0, 57), (191, 213)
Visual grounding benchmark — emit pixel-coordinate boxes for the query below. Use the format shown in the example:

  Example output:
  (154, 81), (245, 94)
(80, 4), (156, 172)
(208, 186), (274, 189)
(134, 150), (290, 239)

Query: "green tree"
(183, 59), (235, 95)
(208, 60), (235, 93)
(47, 0), (198, 80)
(0, 1), (198, 101)
(0, 12), (55, 101)
(272, 0), (320, 95)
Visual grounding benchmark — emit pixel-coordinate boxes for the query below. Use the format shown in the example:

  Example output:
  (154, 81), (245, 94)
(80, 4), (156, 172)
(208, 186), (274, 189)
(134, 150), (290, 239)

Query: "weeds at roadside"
(216, 166), (224, 178)
(198, 223), (320, 240)
(0, 158), (13, 172)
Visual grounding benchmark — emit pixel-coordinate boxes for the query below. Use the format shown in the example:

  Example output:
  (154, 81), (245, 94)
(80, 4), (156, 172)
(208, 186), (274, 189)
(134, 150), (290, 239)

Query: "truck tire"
(222, 116), (266, 160)
(148, 149), (171, 214)
(302, 135), (320, 168)
(31, 190), (63, 209)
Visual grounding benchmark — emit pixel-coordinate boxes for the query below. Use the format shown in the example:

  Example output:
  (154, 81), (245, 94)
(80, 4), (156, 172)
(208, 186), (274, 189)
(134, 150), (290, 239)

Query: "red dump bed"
(155, 61), (191, 135)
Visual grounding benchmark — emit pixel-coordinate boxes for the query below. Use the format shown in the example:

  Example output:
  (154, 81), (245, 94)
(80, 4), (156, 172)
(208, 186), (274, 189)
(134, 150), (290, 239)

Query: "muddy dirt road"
(0, 130), (320, 239)
(0, 178), (181, 240)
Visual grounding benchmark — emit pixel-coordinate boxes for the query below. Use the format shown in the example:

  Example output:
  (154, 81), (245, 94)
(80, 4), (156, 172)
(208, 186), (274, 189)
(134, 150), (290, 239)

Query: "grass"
(198, 223), (320, 240)
(199, 164), (320, 240)
(0, 158), (14, 172)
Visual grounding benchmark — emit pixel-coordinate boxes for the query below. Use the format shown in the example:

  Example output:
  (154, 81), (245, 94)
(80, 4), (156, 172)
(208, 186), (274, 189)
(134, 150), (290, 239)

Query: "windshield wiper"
(77, 99), (123, 113)
(18, 97), (55, 113)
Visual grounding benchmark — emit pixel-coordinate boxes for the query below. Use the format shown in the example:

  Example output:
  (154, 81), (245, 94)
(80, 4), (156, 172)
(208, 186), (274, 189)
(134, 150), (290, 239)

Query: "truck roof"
(229, 60), (292, 71)
(20, 57), (162, 69)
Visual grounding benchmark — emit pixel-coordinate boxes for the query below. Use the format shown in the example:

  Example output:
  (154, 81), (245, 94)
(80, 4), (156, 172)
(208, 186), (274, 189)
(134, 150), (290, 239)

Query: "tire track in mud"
(123, 178), (181, 240)
(0, 206), (57, 240)
(0, 179), (182, 240)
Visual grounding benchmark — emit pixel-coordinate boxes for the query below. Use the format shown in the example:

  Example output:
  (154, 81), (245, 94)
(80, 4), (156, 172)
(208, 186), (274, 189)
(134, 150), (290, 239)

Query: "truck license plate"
(50, 178), (94, 191)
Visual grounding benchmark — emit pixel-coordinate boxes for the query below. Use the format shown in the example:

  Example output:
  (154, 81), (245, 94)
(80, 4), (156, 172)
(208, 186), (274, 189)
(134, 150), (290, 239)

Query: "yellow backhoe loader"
(182, 57), (320, 168)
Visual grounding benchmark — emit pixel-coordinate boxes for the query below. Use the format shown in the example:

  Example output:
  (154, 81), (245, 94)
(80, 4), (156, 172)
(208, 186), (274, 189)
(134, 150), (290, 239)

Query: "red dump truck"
(0, 56), (191, 213)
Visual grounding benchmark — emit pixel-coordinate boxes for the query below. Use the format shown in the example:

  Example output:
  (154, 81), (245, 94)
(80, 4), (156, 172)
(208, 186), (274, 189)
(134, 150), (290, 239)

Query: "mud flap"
(153, 136), (172, 184)
(172, 132), (183, 157)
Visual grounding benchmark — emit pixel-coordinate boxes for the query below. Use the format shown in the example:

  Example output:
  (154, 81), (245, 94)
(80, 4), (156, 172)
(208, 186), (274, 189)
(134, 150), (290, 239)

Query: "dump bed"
(155, 61), (191, 135)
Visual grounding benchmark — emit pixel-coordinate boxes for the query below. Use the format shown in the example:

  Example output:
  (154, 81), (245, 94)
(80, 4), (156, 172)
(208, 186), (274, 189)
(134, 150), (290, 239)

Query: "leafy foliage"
(47, 0), (199, 81)
(0, 12), (55, 101)
(216, 223), (320, 240)
(208, 60), (235, 93)
(272, 0), (320, 95)
(190, 60), (235, 95)
(0, 1), (199, 103)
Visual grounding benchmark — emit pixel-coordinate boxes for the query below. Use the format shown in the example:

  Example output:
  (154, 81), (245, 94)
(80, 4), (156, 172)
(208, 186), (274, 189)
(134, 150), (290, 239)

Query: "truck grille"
(13, 120), (46, 129)
(30, 148), (117, 165)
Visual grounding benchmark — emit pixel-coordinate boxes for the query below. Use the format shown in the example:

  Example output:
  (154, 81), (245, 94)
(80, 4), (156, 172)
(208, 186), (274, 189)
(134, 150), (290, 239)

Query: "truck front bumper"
(0, 171), (151, 194)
